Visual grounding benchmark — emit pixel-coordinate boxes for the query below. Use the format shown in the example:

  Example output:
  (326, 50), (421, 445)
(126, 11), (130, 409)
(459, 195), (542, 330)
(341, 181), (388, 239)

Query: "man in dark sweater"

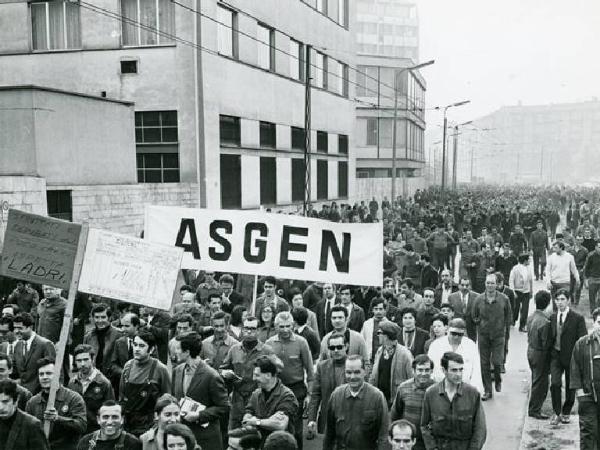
(584, 241), (600, 314)
(77, 401), (141, 450)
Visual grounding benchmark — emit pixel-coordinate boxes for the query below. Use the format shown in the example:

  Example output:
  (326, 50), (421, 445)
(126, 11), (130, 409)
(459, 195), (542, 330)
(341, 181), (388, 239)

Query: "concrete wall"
(0, 90), (37, 176)
(354, 176), (425, 203)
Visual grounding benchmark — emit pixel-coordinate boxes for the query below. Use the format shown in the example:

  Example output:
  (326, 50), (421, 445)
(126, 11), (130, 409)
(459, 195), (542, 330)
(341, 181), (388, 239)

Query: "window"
(260, 157), (277, 205)
(220, 115), (241, 146)
(46, 190), (72, 222)
(342, 63), (349, 97)
(316, 0), (327, 14)
(220, 155), (242, 209)
(317, 131), (328, 153)
(290, 39), (304, 81)
(31, 1), (81, 50)
(121, 0), (174, 46)
(356, 65), (378, 97)
(338, 0), (348, 27)
(257, 24), (275, 71)
(291, 159), (305, 202)
(338, 161), (348, 197)
(291, 127), (305, 150)
(217, 5), (237, 58)
(366, 118), (378, 146)
(135, 111), (179, 183)
(120, 60), (138, 74)
(314, 51), (327, 89)
(260, 121), (276, 148)
(317, 160), (328, 200)
(338, 134), (348, 154)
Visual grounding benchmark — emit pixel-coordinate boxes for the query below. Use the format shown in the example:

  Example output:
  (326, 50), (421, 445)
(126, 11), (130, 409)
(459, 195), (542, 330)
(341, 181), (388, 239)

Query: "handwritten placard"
(78, 229), (183, 310)
(0, 209), (81, 289)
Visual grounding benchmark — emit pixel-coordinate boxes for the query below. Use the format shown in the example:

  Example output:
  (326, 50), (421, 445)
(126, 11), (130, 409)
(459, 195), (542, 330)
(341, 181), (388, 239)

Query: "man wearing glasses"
(220, 316), (274, 429)
(427, 318), (483, 394)
(306, 332), (348, 440)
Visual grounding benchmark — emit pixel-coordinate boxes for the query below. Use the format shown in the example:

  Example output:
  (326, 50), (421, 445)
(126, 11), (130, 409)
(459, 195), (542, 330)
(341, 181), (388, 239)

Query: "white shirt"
(546, 252), (579, 285)
(23, 332), (36, 353)
(459, 291), (470, 309)
(441, 285), (452, 304)
(428, 335), (484, 394)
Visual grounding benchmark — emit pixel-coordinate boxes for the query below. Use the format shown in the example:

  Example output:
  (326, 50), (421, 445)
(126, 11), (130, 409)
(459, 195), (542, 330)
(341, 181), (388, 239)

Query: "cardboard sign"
(145, 205), (383, 286)
(0, 209), (82, 290)
(78, 228), (183, 310)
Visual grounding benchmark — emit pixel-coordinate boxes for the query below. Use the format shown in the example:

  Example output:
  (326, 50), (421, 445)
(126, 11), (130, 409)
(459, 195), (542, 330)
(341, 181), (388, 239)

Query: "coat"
(346, 304), (366, 333)
(146, 312), (172, 364)
(369, 343), (414, 406)
(109, 336), (132, 380)
(83, 326), (122, 375)
(550, 309), (587, 367)
(3, 409), (49, 450)
(172, 359), (230, 450)
(447, 290), (479, 341)
(398, 327), (429, 357)
(307, 358), (346, 433)
(14, 334), (56, 394)
(319, 329), (368, 362)
(36, 297), (67, 343)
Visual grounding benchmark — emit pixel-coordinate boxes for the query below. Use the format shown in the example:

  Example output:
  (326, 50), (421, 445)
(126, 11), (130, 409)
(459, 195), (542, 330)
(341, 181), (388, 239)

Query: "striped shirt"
(390, 377), (435, 442)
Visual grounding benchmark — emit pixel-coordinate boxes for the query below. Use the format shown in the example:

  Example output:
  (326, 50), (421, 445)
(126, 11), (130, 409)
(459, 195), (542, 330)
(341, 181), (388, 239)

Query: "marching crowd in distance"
(0, 184), (599, 450)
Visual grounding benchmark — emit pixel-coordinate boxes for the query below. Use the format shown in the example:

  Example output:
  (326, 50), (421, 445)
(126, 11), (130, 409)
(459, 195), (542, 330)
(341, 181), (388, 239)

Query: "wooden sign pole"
(44, 222), (89, 438)
(251, 274), (259, 316)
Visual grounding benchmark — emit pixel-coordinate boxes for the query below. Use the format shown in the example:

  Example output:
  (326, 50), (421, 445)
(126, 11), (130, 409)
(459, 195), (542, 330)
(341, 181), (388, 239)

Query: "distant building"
(459, 101), (600, 184)
(0, 0), (355, 236)
(354, 0), (426, 201)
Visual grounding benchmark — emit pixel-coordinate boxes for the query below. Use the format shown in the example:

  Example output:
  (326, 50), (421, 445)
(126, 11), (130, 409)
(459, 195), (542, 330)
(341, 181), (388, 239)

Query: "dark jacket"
(172, 359), (230, 450)
(303, 284), (323, 312)
(222, 290), (248, 314)
(36, 297), (67, 343)
(297, 327), (321, 361)
(26, 386), (87, 450)
(14, 334), (56, 394)
(307, 358), (346, 433)
(3, 409), (49, 450)
(447, 290), (479, 342)
(433, 283), (459, 309)
(145, 312), (172, 364)
(68, 370), (115, 433)
(346, 304), (366, 333)
(109, 336), (132, 381)
(570, 334), (600, 399)
(83, 326), (122, 375)
(550, 309), (587, 367)
(398, 327), (430, 357)
(472, 292), (512, 338)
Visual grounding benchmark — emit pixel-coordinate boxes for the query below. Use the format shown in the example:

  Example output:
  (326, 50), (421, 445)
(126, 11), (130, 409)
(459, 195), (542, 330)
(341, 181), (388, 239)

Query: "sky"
(418, 0), (600, 127)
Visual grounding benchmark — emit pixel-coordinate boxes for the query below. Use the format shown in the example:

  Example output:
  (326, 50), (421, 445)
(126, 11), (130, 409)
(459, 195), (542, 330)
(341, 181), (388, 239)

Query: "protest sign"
(78, 228), (184, 310)
(145, 205), (383, 286)
(0, 209), (82, 290)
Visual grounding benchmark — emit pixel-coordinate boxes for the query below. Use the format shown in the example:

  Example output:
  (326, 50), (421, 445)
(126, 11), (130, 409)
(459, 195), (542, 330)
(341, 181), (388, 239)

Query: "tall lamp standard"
(435, 100), (470, 196)
(391, 59), (434, 204)
(452, 120), (473, 189)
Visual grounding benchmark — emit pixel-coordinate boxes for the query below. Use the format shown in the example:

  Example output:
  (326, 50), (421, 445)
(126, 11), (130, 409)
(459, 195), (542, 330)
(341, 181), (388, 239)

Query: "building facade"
(0, 0), (356, 235)
(458, 100), (600, 185)
(354, 0), (426, 201)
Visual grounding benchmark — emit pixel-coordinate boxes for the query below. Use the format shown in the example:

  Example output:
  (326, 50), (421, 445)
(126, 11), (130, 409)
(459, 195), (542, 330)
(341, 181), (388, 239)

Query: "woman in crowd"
(258, 304), (276, 343)
(141, 394), (181, 450)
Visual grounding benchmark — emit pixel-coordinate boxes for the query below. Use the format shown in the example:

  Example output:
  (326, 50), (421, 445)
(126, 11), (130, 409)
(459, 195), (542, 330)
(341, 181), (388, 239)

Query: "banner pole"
(251, 274), (259, 316)
(44, 222), (89, 438)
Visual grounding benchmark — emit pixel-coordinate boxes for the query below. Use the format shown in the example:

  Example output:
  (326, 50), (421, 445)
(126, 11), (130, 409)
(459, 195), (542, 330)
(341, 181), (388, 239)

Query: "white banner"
(78, 228), (183, 310)
(145, 206), (383, 286)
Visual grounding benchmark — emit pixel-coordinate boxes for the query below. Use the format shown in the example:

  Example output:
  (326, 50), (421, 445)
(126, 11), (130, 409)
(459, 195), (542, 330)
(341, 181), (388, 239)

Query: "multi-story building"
(0, 0), (355, 236)
(354, 0), (426, 201)
(458, 100), (600, 185)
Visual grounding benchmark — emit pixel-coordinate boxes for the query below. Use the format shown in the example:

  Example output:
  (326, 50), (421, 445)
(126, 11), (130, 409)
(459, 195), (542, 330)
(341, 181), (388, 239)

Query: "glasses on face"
(424, 294), (434, 298)
(449, 331), (464, 336)
(328, 345), (345, 351)
(243, 326), (258, 331)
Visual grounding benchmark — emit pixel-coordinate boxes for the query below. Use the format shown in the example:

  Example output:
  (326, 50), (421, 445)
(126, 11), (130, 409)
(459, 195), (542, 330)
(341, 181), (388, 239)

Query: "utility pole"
(441, 114), (448, 193)
(539, 145), (544, 182)
(469, 145), (474, 183)
(303, 45), (312, 216)
(452, 125), (458, 189)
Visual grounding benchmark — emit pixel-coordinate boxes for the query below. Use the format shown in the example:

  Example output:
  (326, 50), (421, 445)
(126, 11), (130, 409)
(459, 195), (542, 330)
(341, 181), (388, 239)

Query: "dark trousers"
(479, 333), (505, 394)
(527, 349), (550, 415)
(589, 281), (600, 314)
(578, 397), (600, 450)
(514, 291), (531, 329)
(550, 352), (576, 416)
(293, 396), (305, 450)
(574, 270), (584, 304)
(431, 248), (448, 270)
(447, 247), (457, 272)
(532, 251), (546, 279)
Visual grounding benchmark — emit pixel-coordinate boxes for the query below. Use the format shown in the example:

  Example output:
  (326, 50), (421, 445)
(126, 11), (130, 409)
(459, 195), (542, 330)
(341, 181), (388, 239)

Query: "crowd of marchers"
(0, 184), (599, 450)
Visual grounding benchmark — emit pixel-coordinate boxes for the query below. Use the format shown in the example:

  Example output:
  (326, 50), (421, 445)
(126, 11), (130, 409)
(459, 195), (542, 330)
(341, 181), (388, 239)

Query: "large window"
(338, 0), (348, 27)
(31, 1), (81, 50)
(366, 118), (378, 146)
(291, 159), (305, 202)
(317, 160), (328, 200)
(260, 121), (276, 148)
(217, 5), (238, 58)
(257, 24), (275, 71)
(338, 134), (348, 154)
(121, 0), (174, 46)
(290, 39), (304, 81)
(220, 155), (242, 209)
(314, 51), (327, 89)
(356, 65), (378, 97)
(220, 115), (241, 146)
(135, 111), (179, 183)
(260, 157), (277, 205)
(47, 190), (72, 222)
(317, 131), (328, 153)
(291, 127), (305, 150)
(338, 161), (348, 198)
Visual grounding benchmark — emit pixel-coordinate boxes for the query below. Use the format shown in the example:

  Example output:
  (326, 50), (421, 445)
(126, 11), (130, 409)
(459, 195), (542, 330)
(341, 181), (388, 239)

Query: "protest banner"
(78, 228), (183, 311)
(145, 205), (383, 286)
(0, 209), (82, 290)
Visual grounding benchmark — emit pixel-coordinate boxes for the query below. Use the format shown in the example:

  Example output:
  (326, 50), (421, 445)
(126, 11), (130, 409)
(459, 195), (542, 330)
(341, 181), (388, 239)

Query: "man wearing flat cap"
(427, 318), (483, 394)
(369, 321), (414, 406)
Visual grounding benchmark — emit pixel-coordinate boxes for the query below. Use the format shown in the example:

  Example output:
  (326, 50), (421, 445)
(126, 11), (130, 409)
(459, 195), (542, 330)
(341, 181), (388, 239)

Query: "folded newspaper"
(179, 397), (209, 428)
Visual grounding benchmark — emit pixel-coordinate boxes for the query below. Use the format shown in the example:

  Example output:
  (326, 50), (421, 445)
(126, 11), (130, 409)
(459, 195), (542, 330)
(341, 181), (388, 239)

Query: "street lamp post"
(452, 120), (472, 189)
(391, 59), (434, 205)
(437, 100), (470, 195)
